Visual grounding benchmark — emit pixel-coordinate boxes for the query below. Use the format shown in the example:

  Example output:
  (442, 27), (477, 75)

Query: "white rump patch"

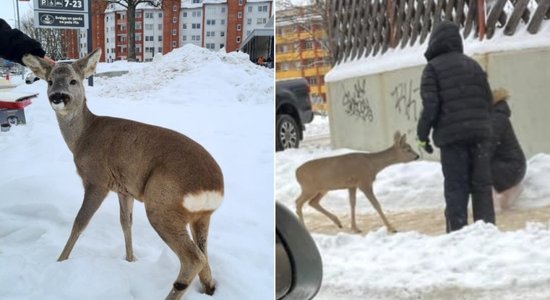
(183, 191), (223, 212)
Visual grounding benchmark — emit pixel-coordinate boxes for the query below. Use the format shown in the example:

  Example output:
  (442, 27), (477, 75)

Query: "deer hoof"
(388, 228), (398, 234)
(352, 227), (362, 234)
(125, 255), (136, 262)
(204, 284), (216, 296)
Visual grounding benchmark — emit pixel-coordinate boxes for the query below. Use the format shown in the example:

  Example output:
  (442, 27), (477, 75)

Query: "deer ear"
(73, 48), (102, 79)
(22, 54), (53, 81)
(394, 131), (401, 144)
(400, 133), (407, 146)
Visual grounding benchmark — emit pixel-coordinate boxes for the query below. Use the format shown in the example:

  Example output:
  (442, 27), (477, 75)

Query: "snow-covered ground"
(0, 45), (274, 300)
(278, 118), (550, 300)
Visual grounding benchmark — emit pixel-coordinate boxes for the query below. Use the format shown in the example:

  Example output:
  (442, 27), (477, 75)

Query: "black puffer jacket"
(417, 21), (493, 147)
(0, 18), (45, 66)
(491, 91), (526, 192)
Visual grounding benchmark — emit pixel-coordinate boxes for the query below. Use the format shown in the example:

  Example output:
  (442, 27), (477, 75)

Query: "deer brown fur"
(295, 132), (419, 233)
(23, 49), (223, 300)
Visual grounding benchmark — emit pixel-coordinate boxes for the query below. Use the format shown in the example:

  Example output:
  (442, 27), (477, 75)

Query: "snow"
(0, 45), (274, 300)
(326, 21), (550, 82)
(277, 119), (550, 299)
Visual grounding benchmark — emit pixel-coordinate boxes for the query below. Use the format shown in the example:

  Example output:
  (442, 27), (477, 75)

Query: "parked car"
(276, 78), (314, 151)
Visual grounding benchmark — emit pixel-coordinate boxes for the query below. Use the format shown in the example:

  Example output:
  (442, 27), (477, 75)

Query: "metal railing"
(329, 0), (550, 64)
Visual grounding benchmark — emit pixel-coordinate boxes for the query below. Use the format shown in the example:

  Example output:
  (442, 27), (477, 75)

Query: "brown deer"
(23, 49), (223, 300)
(295, 132), (419, 233)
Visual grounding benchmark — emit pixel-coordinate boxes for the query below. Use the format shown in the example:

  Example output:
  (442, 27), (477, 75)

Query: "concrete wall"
(326, 47), (550, 160)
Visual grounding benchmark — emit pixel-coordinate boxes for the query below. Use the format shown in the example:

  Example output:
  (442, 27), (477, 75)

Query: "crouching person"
(416, 21), (495, 233)
(491, 88), (527, 211)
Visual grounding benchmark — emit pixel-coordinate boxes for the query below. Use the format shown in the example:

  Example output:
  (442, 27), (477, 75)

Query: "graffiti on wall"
(342, 79), (374, 122)
(391, 80), (420, 121)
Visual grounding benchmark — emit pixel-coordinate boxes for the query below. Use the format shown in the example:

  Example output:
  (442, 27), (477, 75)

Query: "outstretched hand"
(418, 140), (434, 154)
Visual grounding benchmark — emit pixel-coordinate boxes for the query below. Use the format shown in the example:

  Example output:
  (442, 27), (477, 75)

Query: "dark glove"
(418, 139), (434, 154)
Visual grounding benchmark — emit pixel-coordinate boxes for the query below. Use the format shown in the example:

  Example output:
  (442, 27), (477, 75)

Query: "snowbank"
(0, 44), (274, 299)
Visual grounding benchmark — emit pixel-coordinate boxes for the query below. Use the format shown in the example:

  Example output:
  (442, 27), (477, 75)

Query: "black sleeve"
(0, 18), (46, 66)
(417, 63), (440, 142)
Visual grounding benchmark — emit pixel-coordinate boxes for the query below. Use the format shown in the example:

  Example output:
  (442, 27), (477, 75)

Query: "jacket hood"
(492, 88), (511, 117)
(424, 21), (463, 61)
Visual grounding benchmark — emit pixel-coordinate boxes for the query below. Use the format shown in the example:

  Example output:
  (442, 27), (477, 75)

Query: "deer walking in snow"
(294, 132), (419, 233)
(23, 49), (223, 300)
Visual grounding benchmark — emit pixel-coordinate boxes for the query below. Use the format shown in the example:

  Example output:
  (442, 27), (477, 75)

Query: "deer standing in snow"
(23, 49), (223, 300)
(294, 132), (419, 233)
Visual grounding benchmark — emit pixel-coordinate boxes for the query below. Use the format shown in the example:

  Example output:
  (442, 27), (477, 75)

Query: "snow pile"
(95, 45), (273, 104)
(314, 222), (550, 299)
(0, 47), (273, 299)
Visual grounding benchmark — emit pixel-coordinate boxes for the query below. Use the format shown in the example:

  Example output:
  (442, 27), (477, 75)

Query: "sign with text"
(34, 0), (88, 12)
(34, 11), (88, 29)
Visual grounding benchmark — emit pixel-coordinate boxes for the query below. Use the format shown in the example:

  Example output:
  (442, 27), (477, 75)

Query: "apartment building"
(71, 0), (272, 62)
(276, 5), (331, 110)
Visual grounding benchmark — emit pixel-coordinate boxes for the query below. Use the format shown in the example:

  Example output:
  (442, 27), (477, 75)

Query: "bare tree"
(20, 16), (68, 60)
(105, 0), (162, 61)
(277, 0), (334, 66)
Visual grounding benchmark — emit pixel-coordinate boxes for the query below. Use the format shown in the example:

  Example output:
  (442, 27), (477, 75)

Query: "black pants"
(440, 141), (495, 232)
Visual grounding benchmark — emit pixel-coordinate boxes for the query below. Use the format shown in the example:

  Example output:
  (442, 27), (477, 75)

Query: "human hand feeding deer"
(23, 48), (224, 300)
(294, 131), (419, 233)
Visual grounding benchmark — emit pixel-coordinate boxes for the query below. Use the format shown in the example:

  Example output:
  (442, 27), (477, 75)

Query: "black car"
(276, 78), (314, 151)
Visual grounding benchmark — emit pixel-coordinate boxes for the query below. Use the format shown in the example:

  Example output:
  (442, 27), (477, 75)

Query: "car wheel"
(276, 114), (300, 151)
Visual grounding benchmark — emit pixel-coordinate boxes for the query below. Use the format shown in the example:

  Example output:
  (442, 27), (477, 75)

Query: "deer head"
(22, 49), (102, 118)
(393, 131), (420, 163)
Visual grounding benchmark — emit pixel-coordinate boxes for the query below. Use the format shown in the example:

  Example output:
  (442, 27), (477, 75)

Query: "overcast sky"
(1, 1), (34, 28)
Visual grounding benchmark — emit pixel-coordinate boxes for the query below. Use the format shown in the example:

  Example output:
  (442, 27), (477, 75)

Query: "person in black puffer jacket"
(417, 21), (494, 233)
(490, 88), (526, 211)
(0, 18), (47, 66)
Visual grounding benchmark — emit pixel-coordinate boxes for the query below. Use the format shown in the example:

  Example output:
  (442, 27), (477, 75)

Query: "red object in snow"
(0, 92), (38, 109)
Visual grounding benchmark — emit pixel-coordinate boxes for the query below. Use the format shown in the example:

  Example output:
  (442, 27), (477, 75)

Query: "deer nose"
(49, 93), (70, 105)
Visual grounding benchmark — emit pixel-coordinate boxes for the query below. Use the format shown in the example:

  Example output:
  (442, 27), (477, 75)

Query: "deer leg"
(295, 190), (317, 225)
(145, 204), (206, 300)
(309, 192), (343, 229)
(349, 188), (361, 233)
(58, 185), (109, 261)
(359, 185), (397, 233)
(118, 193), (135, 262)
(190, 213), (215, 295)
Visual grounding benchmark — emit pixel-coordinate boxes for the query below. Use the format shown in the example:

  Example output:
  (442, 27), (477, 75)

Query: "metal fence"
(329, 0), (550, 64)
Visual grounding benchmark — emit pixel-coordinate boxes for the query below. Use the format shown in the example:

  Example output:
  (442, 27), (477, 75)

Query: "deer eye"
(47, 80), (53, 86)
(70, 80), (77, 85)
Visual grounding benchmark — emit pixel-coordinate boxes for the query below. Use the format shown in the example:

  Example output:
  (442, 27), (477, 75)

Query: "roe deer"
(294, 132), (419, 233)
(23, 49), (223, 300)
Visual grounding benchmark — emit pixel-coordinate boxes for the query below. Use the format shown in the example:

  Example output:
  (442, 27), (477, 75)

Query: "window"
(220, 43), (224, 49)
(220, 31), (225, 37)
(106, 38), (109, 43)
(206, 43), (215, 50)
(239, 0), (243, 5)
(145, 24), (153, 30)
(195, 35), (200, 41)
(172, 29), (177, 36)
(158, 35), (162, 41)
(237, 24), (241, 31)
(192, 23), (201, 29)
(136, 11), (141, 18)
(305, 40), (313, 49)
(183, 36), (187, 41)
(158, 24), (162, 30)
(145, 12), (153, 19)
(238, 12), (242, 19)
(192, 0), (200, 3)
(257, 18), (267, 25)
(221, 7), (226, 13)
(172, 41), (177, 48)
(259, 5), (268, 12)
(158, 12), (162, 18)
(207, 19), (216, 25)
(158, 47), (162, 53)
(183, 23), (187, 29)
(192, 11), (201, 17)
(173, 4), (177, 11)
(173, 17), (177, 23)
(221, 19), (225, 25)
(247, 18), (251, 25)
(135, 35), (141, 41)
(206, 31), (215, 37)
(236, 36), (241, 43)
(107, 48), (110, 53)
(183, 12), (187, 17)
